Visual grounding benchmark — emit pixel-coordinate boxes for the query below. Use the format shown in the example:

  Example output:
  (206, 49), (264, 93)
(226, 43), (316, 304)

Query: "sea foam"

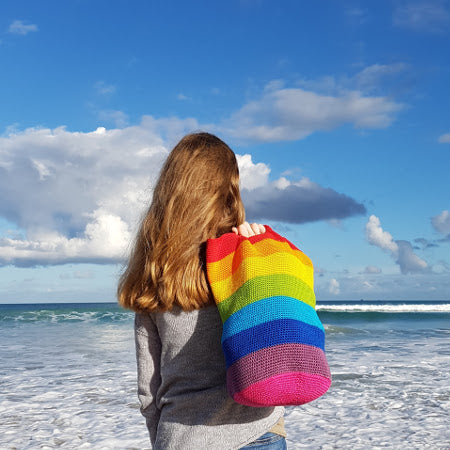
(0, 303), (449, 449)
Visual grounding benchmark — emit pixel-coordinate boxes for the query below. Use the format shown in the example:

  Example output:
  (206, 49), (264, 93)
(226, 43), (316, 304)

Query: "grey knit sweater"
(135, 305), (284, 450)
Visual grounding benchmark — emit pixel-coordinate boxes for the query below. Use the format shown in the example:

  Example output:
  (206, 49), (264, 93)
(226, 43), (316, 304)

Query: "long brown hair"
(118, 132), (245, 312)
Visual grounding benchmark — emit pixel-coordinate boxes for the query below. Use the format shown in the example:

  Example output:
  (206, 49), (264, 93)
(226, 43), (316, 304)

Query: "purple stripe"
(227, 343), (331, 397)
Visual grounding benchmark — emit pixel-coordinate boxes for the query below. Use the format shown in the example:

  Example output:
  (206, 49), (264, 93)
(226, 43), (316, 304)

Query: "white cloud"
(438, 133), (450, 143)
(393, 1), (450, 33)
(395, 240), (428, 274)
(0, 209), (131, 266)
(365, 215), (398, 253)
(220, 84), (403, 142)
(365, 215), (428, 274)
(8, 20), (38, 36)
(236, 154), (270, 190)
(328, 278), (340, 295)
(0, 117), (200, 266)
(431, 210), (450, 235)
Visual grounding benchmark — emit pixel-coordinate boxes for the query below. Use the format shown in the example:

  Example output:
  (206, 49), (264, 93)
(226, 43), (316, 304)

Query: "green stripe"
(216, 273), (316, 323)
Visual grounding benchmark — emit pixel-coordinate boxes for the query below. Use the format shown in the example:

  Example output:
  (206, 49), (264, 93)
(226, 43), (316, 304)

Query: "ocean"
(0, 301), (449, 449)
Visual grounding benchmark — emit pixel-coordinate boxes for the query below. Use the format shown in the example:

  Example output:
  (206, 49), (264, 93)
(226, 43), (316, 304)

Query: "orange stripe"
(207, 238), (312, 284)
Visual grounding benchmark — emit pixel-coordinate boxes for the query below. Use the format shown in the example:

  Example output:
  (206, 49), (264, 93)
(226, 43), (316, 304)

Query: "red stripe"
(206, 226), (300, 263)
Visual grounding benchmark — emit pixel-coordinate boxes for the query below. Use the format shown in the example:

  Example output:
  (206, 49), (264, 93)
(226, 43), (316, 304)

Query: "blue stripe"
(221, 296), (323, 343)
(222, 318), (325, 367)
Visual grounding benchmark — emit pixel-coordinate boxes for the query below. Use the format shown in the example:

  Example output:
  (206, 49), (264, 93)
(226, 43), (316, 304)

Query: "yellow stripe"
(210, 251), (314, 303)
(207, 239), (313, 284)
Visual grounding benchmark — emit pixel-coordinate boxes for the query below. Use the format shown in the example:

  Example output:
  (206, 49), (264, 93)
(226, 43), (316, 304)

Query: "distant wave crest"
(0, 309), (133, 324)
(316, 303), (450, 313)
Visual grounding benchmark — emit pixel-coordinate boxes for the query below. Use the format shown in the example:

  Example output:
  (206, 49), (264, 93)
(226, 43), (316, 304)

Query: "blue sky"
(0, 0), (449, 303)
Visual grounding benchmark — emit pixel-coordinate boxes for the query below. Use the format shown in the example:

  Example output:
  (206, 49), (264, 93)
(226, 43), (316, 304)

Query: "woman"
(118, 132), (287, 449)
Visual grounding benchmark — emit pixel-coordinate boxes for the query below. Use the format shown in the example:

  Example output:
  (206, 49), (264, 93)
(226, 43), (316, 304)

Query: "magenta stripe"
(233, 373), (331, 407)
(226, 343), (331, 397)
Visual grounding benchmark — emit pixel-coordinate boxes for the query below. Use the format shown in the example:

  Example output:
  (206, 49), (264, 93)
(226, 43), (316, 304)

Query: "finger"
(250, 223), (262, 235)
(244, 222), (255, 236)
(237, 222), (252, 237)
(250, 223), (266, 235)
(232, 227), (238, 235)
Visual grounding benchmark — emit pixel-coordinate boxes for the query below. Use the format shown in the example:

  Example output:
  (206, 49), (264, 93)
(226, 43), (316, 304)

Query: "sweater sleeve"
(135, 312), (162, 446)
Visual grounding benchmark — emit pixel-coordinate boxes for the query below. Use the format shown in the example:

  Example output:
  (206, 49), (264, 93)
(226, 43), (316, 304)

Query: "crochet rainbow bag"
(206, 226), (331, 407)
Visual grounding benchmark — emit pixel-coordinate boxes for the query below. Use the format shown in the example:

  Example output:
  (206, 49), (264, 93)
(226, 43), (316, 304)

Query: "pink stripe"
(233, 372), (331, 407)
(227, 343), (331, 397)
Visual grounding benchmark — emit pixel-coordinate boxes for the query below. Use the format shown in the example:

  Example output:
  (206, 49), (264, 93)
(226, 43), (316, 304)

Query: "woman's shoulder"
(135, 304), (221, 335)
(134, 310), (156, 337)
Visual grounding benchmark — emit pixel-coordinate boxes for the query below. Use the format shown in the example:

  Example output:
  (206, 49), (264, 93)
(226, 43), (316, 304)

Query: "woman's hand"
(232, 222), (266, 237)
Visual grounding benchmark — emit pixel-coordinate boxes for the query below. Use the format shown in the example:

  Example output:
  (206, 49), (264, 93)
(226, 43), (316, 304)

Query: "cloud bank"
(0, 118), (194, 266)
(0, 211), (131, 267)
(241, 174), (366, 224)
(0, 119), (366, 266)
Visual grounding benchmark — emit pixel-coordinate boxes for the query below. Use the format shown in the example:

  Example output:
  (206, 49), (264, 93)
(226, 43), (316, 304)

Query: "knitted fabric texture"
(206, 226), (331, 407)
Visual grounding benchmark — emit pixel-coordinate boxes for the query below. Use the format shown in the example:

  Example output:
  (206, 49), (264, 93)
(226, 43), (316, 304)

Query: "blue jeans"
(240, 432), (287, 449)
